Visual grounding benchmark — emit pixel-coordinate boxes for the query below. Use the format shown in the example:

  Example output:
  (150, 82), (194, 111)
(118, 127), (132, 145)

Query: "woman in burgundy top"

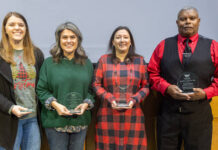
(93, 26), (149, 150)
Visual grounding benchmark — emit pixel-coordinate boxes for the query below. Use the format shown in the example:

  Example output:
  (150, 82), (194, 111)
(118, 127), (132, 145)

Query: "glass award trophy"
(61, 92), (82, 114)
(20, 102), (35, 113)
(21, 108), (34, 112)
(177, 72), (199, 93)
(116, 85), (129, 108)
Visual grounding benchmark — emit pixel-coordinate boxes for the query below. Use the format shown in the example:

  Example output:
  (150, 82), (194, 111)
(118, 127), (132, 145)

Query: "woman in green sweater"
(37, 22), (94, 150)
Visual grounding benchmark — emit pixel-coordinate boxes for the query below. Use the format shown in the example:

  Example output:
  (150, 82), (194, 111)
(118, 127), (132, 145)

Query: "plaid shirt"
(93, 54), (149, 150)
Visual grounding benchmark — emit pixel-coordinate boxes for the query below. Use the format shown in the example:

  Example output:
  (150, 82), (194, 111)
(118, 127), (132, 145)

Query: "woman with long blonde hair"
(0, 12), (44, 150)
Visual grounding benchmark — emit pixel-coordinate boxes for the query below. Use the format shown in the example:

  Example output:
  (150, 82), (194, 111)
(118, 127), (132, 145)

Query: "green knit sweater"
(37, 57), (94, 127)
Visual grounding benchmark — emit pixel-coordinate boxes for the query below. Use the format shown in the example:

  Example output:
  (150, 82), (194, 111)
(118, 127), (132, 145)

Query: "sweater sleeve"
(147, 40), (171, 95)
(36, 59), (55, 105)
(92, 57), (116, 103)
(85, 59), (95, 104)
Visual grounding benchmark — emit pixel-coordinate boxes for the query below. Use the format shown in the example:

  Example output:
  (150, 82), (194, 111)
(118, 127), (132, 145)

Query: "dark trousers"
(157, 102), (213, 150)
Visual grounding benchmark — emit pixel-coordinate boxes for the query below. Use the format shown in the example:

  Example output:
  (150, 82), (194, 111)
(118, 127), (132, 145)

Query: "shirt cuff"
(8, 105), (15, 115)
(159, 82), (171, 95)
(83, 99), (94, 110)
(45, 97), (57, 110)
(203, 87), (214, 100)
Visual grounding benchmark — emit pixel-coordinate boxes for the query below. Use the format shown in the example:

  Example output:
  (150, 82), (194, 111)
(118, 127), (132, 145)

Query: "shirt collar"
(178, 33), (199, 43)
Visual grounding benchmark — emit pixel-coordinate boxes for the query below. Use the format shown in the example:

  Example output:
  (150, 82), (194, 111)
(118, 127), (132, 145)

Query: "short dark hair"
(177, 6), (199, 19)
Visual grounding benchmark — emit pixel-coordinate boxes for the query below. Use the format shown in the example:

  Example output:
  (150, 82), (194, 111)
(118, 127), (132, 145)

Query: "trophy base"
(182, 89), (194, 94)
(21, 108), (34, 112)
(116, 103), (129, 108)
(69, 109), (81, 114)
(182, 92), (194, 94)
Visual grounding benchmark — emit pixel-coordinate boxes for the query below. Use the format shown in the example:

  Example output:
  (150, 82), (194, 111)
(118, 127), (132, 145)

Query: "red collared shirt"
(147, 34), (218, 99)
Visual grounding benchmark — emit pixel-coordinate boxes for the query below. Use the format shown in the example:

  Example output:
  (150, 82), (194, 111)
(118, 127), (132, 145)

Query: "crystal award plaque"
(61, 92), (82, 114)
(116, 102), (129, 108)
(116, 85), (129, 108)
(21, 108), (34, 112)
(177, 72), (199, 93)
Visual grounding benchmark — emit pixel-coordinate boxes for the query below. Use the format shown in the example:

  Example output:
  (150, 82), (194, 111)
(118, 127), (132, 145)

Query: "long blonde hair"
(0, 12), (35, 65)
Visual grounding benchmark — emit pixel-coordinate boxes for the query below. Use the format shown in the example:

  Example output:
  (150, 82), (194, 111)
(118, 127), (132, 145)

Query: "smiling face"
(176, 9), (200, 37)
(112, 29), (131, 54)
(5, 15), (26, 43)
(60, 29), (78, 57)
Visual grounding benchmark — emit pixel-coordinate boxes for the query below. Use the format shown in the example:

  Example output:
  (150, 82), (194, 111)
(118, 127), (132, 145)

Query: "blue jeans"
(0, 117), (41, 150)
(45, 128), (87, 150)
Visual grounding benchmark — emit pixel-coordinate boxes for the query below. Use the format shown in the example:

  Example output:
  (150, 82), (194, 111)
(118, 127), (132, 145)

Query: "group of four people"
(0, 6), (217, 150)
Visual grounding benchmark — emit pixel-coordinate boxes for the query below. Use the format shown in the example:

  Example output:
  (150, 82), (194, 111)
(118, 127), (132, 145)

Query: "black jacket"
(0, 48), (44, 150)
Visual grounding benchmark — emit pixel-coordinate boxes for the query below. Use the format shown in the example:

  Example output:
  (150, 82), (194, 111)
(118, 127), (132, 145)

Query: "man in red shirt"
(148, 7), (218, 150)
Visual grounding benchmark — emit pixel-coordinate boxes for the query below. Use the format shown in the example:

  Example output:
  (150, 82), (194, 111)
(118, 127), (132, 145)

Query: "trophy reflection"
(116, 85), (129, 108)
(177, 72), (199, 93)
(61, 92), (82, 114)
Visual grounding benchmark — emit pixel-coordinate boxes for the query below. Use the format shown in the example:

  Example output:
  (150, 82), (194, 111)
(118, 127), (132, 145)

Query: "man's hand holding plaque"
(167, 72), (204, 101)
(166, 85), (191, 100)
(187, 88), (207, 101)
(177, 72), (199, 93)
